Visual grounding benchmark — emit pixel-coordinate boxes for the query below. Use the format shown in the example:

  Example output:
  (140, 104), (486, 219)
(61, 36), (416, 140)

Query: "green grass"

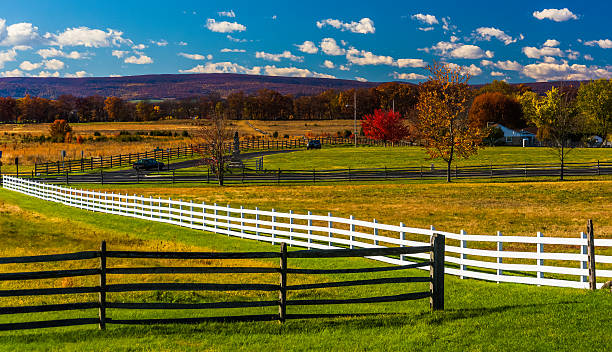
(0, 188), (612, 351)
(261, 146), (612, 170)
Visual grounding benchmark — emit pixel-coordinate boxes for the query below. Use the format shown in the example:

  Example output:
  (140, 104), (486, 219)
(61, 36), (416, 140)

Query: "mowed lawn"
(0, 189), (611, 351)
(261, 146), (612, 170)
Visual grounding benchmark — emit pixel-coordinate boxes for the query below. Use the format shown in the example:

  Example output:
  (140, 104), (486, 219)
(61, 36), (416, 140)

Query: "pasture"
(0, 189), (611, 351)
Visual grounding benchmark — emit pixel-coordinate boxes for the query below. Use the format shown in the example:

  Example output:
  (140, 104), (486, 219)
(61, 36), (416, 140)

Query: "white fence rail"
(2, 176), (610, 289)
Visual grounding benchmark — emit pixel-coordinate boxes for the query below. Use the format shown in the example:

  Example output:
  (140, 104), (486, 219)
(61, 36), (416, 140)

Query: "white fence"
(2, 176), (610, 289)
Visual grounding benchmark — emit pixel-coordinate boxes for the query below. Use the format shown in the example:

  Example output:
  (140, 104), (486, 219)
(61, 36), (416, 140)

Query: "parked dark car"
(307, 140), (321, 150)
(133, 158), (165, 171)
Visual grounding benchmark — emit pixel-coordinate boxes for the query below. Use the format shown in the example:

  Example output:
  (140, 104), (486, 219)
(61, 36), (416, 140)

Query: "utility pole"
(353, 91), (357, 147)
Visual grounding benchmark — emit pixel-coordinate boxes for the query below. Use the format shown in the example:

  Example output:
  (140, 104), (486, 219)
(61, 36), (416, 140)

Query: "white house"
(494, 124), (537, 146)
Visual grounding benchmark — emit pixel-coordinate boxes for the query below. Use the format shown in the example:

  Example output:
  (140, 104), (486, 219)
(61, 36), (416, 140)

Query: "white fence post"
(167, 197), (172, 221)
(307, 211), (313, 248)
(214, 203), (218, 230)
(189, 200), (193, 226)
(255, 207), (260, 239)
(149, 197), (154, 218)
(373, 219), (379, 246)
(289, 210), (294, 246)
(239, 206), (244, 238)
(497, 231), (503, 283)
(581, 232), (588, 283)
(460, 230), (467, 279)
(226, 204), (231, 233)
(158, 197), (162, 220)
(178, 200), (183, 224)
(202, 202), (207, 229)
(350, 215), (355, 249)
(400, 222), (406, 261)
(328, 212), (333, 247)
(537, 231), (544, 283)
(271, 208), (276, 245)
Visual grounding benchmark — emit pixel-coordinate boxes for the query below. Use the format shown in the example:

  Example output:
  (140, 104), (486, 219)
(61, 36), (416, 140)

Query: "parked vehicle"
(132, 159), (165, 171)
(307, 140), (321, 150)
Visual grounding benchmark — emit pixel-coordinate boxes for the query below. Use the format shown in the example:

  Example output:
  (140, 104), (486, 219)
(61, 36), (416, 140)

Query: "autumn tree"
(104, 96), (127, 122)
(374, 82), (418, 117)
(469, 92), (525, 129)
(361, 109), (409, 142)
(415, 62), (485, 182)
(194, 113), (235, 186)
(48, 119), (72, 142)
(519, 87), (582, 180)
(0, 97), (17, 122)
(576, 79), (612, 144)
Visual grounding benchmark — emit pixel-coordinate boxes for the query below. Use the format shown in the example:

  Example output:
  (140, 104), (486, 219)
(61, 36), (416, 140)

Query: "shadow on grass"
(0, 300), (581, 344)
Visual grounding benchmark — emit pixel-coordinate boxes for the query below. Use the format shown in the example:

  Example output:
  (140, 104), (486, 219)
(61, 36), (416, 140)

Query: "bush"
(343, 130), (352, 138)
(118, 130), (131, 136)
(48, 120), (72, 141)
(273, 131), (279, 138)
(283, 134), (289, 138)
(182, 130), (189, 137)
(93, 131), (101, 137)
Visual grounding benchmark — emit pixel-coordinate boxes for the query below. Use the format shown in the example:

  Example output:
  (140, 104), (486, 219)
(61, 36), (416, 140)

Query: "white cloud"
(522, 46), (564, 59)
(392, 72), (427, 80)
(418, 27), (434, 32)
(490, 71), (504, 77)
(441, 17), (456, 32)
(338, 65), (350, 71)
(112, 50), (128, 58)
(0, 49), (18, 68)
(180, 62), (261, 75)
(316, 18), (375, 34)
(19, 60), (42, 71)
(320, 38), (345, 56)
(522, 62), (611, 81)
(474, 27), (516, 45)
(263, 65), (334, 78)
(451, 45), (493, 59)
(177, 41), (188, 46)
(445, 63), (482, 76)
(533, 8), (578, 22)
(295, 41), (318, 54)
(132, 44), (147, 50)
(566, 49), (580, 60)
(45, 27), (130, 48)
(543, 39), (560, 47)
(481, 59), (522, 71)
(0, 68), (23, 77)
(124, 55), (153, 64)
(0, 21), (40, 46)
(37, 48), (87, 59)
(323, 60), (335, 69)
(35, 70), (60, 77)
(150, 39), (168, 47)
(205, 19), (246, 33)
(272, 15), (277, 20)
(355, 77), (368, 82)
(226, 35), (247, 43)
(220, 48), (245, 53)
(346, 47), (394, 65)
(65, 70), (88, 78)
(422, 41), (492, 59)
(256, 50), (303, 62)
(584, 54), (594, 61)
(411, 14), (438, 25)
(179, 52), (209, 60)
(450, 36), (459, 43)
(584, 39), (612, 49)
(396, 58), (427, 68)
(218, 10), (236, 18)
(44, 59), (64, 70)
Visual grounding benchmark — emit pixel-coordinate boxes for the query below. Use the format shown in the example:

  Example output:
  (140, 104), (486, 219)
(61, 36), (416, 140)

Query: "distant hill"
(0, 73), (381, 100)
(0, 73), (586, 100)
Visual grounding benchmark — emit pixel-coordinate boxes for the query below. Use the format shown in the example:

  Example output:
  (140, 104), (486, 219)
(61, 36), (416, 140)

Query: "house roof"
(493, 124), (536, 138)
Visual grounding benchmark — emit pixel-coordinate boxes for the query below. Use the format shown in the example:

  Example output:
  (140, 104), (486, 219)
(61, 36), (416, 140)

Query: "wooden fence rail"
(0, 241), (443, 331)
(12, 160), (612, 185)
(2, 176), (610, 290)
(32, 137), (403, 175)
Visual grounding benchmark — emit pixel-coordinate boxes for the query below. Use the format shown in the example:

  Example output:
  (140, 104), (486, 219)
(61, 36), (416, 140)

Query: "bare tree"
(194, 114), (235, 186)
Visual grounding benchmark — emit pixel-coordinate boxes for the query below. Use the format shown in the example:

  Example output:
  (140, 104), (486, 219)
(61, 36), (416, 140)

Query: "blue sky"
(0, 0), (609, 83)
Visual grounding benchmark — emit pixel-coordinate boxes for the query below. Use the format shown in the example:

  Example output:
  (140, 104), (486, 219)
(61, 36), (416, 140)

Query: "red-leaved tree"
(361, 109), (409, 142)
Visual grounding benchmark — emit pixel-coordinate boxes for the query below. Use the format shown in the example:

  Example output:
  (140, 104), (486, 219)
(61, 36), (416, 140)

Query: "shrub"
(93, 131), (101, 137)
(273, 131), (279, 138)
(48, 120), (72, 141)
(182, 130), (189, 137)
(343, 130), (352, 138)
(283, 134), (289, 138)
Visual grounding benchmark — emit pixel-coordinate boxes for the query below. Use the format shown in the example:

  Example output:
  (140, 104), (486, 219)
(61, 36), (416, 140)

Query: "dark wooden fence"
(33, 137), (409, 175)
(16, 160), (612, 185)
(0, 237), (444, 331)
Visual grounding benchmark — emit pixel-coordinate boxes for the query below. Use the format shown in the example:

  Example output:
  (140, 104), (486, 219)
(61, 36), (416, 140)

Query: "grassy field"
(261, 146), (612, 170)
(0, 189), (611, 351)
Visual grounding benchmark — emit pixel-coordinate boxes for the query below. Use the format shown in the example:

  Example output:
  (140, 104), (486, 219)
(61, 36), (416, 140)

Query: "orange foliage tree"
(48, 119), (72, 142)
(415, 62), (485, 182)
(361, 109), (409, 142)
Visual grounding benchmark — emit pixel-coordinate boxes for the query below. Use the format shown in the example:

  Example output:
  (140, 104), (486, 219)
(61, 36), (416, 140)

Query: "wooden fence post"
(587, 219), (596, 290)
(430, 233), (445, 311)
(99, 241), (107, 330)
(279, 243), (287, 323)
